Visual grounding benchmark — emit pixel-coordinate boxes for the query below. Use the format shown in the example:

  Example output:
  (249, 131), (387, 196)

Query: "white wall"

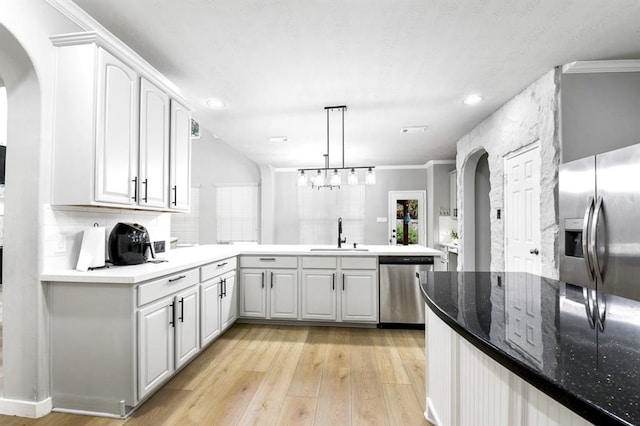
(456, 69), (561, 278)
(0, 86), (6, 146)
(269, 168), (431, 245)
(182, 133), (260, 244)
(562, 71), (640, 163)
(426, 162), (455, 248)
(0, 0), (85, 413)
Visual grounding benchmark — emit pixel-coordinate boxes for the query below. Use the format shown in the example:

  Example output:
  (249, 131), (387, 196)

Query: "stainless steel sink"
(309, 248), (369, 252)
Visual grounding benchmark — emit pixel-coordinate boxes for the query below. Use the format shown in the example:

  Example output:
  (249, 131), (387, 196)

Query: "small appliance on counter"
(108, 222), (154, 265)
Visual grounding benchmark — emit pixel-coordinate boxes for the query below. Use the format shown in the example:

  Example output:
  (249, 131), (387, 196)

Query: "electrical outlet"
(154, 240), (166, 253)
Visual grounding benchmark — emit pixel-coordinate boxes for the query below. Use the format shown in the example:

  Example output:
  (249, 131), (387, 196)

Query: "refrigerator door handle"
(582, 196), (595, 282)
(582, 287), (596, 329)
(590, 196), (604, 285)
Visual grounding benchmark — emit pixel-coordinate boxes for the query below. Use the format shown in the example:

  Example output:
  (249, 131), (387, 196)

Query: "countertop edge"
(41, 245), (443, 284)
(419, 284), (630, 426)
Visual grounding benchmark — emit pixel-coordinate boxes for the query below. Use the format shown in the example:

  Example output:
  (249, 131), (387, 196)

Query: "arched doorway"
(0, 22), (49, 413)
(474, 152), (490, 271)
(461, 148), (491, 271)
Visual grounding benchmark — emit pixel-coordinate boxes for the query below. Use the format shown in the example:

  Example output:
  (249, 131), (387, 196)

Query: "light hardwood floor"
(0, 324), (430, 426)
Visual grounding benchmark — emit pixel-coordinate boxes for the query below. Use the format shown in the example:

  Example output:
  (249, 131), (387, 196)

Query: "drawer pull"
(217, 262), (228, 268)
(259, 257), (277, 261)
(168, 275), (186, 283)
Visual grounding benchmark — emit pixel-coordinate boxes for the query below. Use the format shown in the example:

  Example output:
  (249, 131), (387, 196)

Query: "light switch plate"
(376, 217), (388, 223)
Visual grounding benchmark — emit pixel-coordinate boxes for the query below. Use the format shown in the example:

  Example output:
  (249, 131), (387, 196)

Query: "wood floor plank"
(371, 330), (411, 385)
(0, 325), (429, 426)
(350, 329), (389, 426)
(242, 325), (288, 372)
(287, 327), (329, 398)
(238, 326), (309, 425)
(314, 327), (352, 426)
(381, 383), (428, 425)
(403, 358), (426, 407)
(164, 322), (252, 391)
(391, 329), (426, 361)
(275, 396), (318, 426)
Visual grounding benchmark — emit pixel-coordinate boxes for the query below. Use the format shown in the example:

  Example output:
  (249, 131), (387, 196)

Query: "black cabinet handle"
(271, 272), (274, 288)
(143, 178), (148, 203)
(169, 275), (186, 282)
(217, 262), (228, 268)
(169, 301), (175, 327)
(342, 273), (345, 291)
(332, 273), (335, 290)
(261, 272), (265, 288)
(259, 257), (276, 261)
(223, 278), (227, 297)
(132, 177), (138, 201)
(179, 298), (184, 322)
(219, 279), (224, 299)
(172, 185), (177, 206)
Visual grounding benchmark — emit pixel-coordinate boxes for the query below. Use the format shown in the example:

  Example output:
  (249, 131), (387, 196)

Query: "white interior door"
(504, 144), (541, 274)
(388, 191), (426, 245)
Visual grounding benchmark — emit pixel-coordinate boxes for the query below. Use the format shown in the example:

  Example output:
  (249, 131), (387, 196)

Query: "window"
(216, 185), (259, 244)
(297, 184), (365, 245)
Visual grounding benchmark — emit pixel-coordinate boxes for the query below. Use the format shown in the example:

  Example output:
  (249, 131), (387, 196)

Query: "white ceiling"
(71, 0), (640, 169)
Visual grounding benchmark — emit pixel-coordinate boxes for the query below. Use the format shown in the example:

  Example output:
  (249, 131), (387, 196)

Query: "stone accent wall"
(456, 68), (561, 279)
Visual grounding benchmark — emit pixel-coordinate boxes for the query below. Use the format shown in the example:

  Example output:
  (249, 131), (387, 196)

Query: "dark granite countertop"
(420, 271), (640, 426)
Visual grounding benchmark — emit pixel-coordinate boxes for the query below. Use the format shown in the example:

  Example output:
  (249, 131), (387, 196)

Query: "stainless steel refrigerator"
(559, 142), (640, 302)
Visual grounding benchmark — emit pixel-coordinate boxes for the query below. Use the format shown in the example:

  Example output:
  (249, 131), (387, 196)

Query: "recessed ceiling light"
(267, 136), (288, 143)
(401, 126), (429, 134)
(463, 94), (483, 105)
(205, 98), (226, 109)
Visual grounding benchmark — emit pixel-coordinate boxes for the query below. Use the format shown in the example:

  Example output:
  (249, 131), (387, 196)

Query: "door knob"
(529, 248), (539, 255)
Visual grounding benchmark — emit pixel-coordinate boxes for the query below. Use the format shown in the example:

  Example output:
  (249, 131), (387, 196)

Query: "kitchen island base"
(425, 308), (592, 426)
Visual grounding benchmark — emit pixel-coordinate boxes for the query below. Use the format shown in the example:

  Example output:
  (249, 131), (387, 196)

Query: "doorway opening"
(474, 152), (490, 271)
(461, 148), (490, 270)
(388, 191), (426, 245)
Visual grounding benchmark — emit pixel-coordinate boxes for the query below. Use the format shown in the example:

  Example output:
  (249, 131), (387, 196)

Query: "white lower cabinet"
(200, 277), (221, 346)
(341, 270), (378, 322)
(239, 256), (299, 320)
(221, 272), (238, 328)
(239, 268), (298, 319)
(299, 256), (378, 324)
(200, 258), (238, 347)
(269, 270), (298, 319)
(301, 270), (337, 320)
(138, 296), (174, 399)
(138, 283), (200, 400)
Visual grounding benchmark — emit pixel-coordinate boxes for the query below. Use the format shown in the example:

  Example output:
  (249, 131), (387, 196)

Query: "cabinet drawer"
(340, 257), (377, 270)
(138, 269), (199, 306)
(200, 257), (237, 282)
(302, 256), (337, 269)
(240, 256), (298, 269)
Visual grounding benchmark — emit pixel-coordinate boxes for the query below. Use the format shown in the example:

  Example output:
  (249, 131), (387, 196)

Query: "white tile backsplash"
(43, 204), (171, 271)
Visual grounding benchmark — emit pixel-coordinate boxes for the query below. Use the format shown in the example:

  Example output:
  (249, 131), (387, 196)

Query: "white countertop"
(41, 244), (443, 284)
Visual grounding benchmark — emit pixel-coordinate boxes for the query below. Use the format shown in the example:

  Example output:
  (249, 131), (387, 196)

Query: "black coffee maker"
(108, 222), (155, 265)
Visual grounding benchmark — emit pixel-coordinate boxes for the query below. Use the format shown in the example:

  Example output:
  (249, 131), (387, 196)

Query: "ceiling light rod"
(297, 105), (376, 189)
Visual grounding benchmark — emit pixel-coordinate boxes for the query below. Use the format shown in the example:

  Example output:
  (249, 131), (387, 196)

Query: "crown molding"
(563, 60), (640, 74)
(45, 0), (191, 109)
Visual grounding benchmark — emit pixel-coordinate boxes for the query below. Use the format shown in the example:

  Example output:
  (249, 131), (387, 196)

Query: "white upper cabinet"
(169, 100), (191, 211)
(139, 78), (170, 208)
(50, 33), (191, 212)
(94, 49), (139, 205)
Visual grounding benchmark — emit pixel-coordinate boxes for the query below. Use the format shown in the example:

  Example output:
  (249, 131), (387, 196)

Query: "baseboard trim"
(0, 396), (52, 418)
(425, 397), (441, 426)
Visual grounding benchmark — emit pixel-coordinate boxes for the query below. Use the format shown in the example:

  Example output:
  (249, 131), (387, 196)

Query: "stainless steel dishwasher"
(379, 256), (433, 327)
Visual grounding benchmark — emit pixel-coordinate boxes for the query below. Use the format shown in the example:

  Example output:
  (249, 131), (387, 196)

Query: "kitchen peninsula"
(42, 244), (441, 418)
(421, 271), (639, 426)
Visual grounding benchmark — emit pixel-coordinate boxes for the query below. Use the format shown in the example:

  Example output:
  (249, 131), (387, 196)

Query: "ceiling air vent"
(401, 126), (428, 134)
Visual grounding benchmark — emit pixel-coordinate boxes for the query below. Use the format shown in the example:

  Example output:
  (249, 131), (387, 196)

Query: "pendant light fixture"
(297, 105), (376, 190)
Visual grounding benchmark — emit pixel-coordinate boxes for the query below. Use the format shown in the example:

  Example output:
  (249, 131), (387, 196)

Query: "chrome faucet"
(338, 217), (346, 248)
